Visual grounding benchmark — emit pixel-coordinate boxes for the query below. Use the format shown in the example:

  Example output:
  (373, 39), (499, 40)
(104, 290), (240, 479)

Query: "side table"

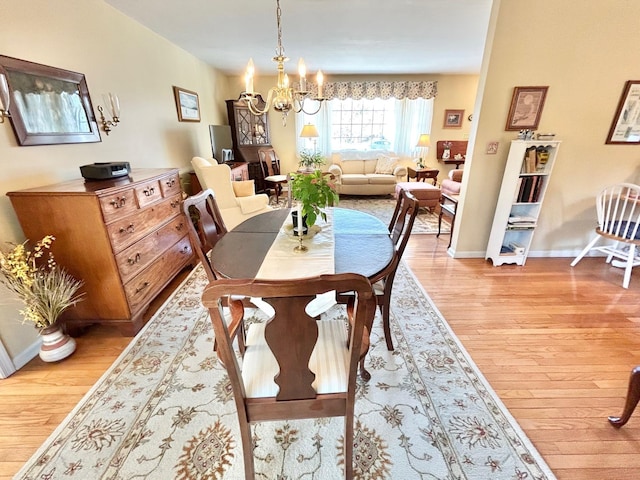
(407, 167), (439, 185)
(438, 193), (459, 248)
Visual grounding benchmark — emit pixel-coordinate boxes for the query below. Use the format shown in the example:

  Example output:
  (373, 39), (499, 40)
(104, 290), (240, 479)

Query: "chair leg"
(570, 236), (600, 267)
(622, 244), (636, 289)
(344, 411), (354, 479)
(609, 366), (640, 427)
(381, 280), (395, 351)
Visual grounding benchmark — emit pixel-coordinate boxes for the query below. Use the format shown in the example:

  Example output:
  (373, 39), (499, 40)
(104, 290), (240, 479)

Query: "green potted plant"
(290, 170), (339, 229)
(298, 149), (325, 172)
(0, 235), (84, 362)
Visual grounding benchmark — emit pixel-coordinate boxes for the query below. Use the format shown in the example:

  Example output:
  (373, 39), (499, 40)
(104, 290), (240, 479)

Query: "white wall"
(456, 0), (640, 258)
(0, 0), (231, 360)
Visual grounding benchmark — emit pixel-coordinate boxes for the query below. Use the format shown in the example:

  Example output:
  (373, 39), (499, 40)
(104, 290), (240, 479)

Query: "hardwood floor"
(2, 235), (640, 479)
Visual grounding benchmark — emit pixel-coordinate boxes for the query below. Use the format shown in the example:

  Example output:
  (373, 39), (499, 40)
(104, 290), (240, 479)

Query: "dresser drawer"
(115, 215), (189, 282)
(134, 179), (163, 208)
(160, 172), (182, 197)
(107, 193), (183, 253)
(124, 235), (193, 312)
(99, 189), (138, 223)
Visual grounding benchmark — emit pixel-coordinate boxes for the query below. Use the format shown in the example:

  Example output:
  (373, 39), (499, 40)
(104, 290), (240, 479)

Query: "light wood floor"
(2, 234), (640, 479)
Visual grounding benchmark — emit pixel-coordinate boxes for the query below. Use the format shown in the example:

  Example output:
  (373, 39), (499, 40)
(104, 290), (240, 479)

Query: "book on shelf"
(500, 245), (516, 255)
(515, 175), (545, 203)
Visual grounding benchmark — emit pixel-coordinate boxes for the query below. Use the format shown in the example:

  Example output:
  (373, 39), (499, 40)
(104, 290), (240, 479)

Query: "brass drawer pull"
(143, 186), (155, 196)
(119, 224), (135, 234)
(135, 281), (150, 294)
(127, 253), (141, 265)
(166, 178), (176, 188)
(170, 200), (179, 208)
(110, 196), (127, 208)
(175, 222), (184, 231)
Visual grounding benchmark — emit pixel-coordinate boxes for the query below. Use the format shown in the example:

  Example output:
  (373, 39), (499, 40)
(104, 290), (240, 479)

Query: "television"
(209, 125), (234, 164)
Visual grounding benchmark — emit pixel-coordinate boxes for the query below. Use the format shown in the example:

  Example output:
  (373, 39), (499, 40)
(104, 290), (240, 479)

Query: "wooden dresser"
(7, 168), (195, 335)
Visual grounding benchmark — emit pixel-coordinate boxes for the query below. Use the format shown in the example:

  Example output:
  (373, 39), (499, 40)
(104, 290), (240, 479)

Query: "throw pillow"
(375, 155), (399, 174)
(232, 180), (255, 197)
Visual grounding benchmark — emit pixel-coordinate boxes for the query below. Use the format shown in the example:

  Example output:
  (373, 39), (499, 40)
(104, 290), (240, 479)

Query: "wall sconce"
(97, 93), (120, 135)
(0, 73), (11, 124)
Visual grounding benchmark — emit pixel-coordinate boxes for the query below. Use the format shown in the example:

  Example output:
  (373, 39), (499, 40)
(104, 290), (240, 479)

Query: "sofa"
(191, 157), (272, 230)
(441, 169), (463, 196)
(327, 152), (408, 195)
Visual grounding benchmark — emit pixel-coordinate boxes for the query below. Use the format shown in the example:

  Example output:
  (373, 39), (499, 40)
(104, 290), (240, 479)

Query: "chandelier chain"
(275, 0), (284, 58)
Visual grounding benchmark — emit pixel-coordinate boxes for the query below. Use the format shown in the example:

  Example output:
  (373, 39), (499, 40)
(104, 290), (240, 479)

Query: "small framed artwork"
(486, 141), (499, 154)
(443, 109), (464, 128)
(605, 80), (640, 144)
(505, 86), (548, 131)
(0, 54), (101, 145)
(173, 86), (200, 122)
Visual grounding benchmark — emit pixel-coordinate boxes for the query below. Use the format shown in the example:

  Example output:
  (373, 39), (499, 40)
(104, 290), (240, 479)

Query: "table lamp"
(416, 133), (431, 168)
(300, 123), (319, 153)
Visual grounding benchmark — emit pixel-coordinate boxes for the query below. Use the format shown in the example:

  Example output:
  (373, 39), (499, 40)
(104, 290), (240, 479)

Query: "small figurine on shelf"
(442, 141), (452, 159)
(517, 129), (535, 140)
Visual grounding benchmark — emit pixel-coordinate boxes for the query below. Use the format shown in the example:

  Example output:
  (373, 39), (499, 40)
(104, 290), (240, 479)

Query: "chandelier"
(241, 0), (325, 126)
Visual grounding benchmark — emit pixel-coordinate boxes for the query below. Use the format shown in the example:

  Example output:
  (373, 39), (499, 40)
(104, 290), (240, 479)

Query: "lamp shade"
(416, 134), (431, 147)
(300, 124), (319, 138)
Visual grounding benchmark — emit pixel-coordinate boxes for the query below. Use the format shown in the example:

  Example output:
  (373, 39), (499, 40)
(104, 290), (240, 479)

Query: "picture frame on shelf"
(173, 86), (200, 122)
(443, 109), (464, 128)
(605, 80), (640, 144)
(505, 86), (548, 131)
(0, 55), (101, 146)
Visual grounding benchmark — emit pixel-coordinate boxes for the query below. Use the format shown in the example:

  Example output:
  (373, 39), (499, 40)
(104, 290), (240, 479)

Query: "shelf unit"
(486, 139), (561, 266)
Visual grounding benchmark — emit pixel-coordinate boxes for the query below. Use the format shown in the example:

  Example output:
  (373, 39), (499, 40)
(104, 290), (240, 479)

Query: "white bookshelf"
(486, 139), (561, 266)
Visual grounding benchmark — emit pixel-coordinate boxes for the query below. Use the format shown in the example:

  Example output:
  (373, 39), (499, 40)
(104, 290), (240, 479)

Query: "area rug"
(271, 195), (450, 235)
(15, 264), (554, 480)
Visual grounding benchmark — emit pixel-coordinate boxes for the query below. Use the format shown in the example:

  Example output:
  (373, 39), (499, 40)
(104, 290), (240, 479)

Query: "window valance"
(298, 80), (437, 101)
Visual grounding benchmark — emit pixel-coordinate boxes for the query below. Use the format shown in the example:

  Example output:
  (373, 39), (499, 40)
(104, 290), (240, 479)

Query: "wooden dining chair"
(258, 147), (288, 204)
(339, 189), (419, 369)
(571, 183), (640, 288)
(201, 273), (376, 479)
(183, 189), (244, 354)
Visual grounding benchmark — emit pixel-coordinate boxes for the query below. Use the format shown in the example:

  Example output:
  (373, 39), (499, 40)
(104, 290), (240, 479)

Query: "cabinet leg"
(609, 366), (640, 427)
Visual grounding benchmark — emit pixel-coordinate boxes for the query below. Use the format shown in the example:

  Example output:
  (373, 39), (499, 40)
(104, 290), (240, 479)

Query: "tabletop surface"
(212, 208), (394, 280)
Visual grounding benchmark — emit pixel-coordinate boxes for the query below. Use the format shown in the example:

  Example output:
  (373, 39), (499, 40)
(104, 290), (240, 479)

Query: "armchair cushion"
(232, 180), (255, 197)
(237, 194), (270, 214)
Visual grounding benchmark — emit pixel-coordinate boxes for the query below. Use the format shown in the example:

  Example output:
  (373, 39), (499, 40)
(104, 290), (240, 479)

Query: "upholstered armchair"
(441, 169), (463, 196)
(191, 157), (271, 230)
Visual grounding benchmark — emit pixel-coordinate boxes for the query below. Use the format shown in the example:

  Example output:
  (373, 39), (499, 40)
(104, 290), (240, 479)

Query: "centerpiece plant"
(290, 170), (339, 227)
(0, 235), (84, 330)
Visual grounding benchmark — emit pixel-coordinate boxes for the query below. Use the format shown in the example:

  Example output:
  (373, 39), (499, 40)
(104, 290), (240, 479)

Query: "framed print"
(443, 109), (464, 128)
(505, 86), (548, 131)
(0, 55), (100, 146)
(606, 80), (640, 144)
(173, 86), (200, 122)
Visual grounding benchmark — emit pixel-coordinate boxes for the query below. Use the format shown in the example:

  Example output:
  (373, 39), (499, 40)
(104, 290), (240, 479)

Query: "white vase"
(39, 324), (76, 362)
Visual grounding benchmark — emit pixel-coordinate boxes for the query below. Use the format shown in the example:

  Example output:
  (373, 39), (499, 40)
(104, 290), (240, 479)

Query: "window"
(330, 98), (396, 151)
(296, 96), (433, 157)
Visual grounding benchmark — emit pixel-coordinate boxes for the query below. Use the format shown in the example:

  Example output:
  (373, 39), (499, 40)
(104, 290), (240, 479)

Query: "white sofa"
(191, 157), (271, 230)
(327, 151), (409, 196)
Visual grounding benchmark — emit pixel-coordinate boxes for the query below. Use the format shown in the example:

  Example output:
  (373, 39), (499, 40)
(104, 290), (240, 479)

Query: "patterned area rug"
(271, 194), (450, 235)
(15, 264), (555, 479)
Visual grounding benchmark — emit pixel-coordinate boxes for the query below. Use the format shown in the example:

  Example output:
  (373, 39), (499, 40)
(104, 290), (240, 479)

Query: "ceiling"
(104, 0), (493, 76)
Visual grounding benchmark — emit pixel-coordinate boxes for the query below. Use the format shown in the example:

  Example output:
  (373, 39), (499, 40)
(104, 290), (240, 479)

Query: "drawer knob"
(143, 186), (155, 196)
(181, 246), (191, 255)
(175, 222), (184, 232)
(110, 196), (127, 209)
(170, 200), (179, 208)
(135, 281), (150, 294)
(166, 178), (176, 187)
(119, 224), (135, 234)
(127, 253), (141, 265)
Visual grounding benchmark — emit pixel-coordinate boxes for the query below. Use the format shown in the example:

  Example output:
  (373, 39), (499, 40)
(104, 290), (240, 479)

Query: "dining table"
(211, 207), (394, 281)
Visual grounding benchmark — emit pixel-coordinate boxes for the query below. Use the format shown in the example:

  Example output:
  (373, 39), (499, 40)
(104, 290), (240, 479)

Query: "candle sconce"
(98, 93), (120, 135)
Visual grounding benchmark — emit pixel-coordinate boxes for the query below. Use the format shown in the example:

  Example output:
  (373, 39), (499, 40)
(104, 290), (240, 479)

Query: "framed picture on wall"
(505, 86), (548, 131)
(173, 86), (200, 122)
(443, 109), (464, 128)
(0, 55), (101, 146)
(605, 80), (640, 144)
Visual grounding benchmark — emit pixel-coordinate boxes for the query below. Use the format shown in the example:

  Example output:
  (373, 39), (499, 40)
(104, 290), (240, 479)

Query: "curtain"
(393, 98), (434, 157)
